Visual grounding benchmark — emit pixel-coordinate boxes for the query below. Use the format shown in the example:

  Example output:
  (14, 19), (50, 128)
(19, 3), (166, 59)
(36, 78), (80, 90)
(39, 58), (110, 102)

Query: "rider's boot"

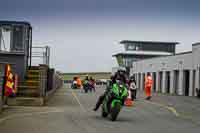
(93, 95), (105, 111)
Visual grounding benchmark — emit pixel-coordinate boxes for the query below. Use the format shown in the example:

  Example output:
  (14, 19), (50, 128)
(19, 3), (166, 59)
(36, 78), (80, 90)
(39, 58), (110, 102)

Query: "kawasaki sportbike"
(101, 82), (128, 121)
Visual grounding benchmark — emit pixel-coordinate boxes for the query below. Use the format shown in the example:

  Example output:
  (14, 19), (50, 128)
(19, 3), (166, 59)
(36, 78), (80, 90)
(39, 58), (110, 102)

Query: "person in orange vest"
(145, 72), (153, 100)
(76, 77), (82, 89)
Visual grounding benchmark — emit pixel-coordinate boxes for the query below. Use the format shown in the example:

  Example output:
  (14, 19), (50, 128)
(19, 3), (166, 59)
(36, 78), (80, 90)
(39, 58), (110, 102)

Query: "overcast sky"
(0, 0), (200, 72)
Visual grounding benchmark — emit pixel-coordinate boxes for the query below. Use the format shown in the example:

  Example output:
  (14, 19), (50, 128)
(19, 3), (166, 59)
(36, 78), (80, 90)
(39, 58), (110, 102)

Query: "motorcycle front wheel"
(102, 111), (108, 118)
(110, 103), (121, 121)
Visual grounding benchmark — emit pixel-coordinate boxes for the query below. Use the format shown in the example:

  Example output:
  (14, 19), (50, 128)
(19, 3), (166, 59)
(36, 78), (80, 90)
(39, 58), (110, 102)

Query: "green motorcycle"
(101, 83), (128, 121)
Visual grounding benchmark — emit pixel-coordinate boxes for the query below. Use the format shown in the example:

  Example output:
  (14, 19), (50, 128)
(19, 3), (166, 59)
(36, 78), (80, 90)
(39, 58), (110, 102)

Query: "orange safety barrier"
(124, 90), (133, 107)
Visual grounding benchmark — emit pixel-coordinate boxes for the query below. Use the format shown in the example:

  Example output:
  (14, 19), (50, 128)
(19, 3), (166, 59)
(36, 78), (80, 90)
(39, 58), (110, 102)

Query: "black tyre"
(101, 104), (108, 118)
(102, 111), (108, 118)
(110, 103), (121, 121)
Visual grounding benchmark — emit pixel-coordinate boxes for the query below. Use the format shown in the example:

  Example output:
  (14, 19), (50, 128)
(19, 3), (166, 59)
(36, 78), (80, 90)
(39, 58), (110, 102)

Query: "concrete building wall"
(0, 64), (4, 113)
(192, 44), (200, 96)
(131, 43), (200, 96)
(0, 24), (31, 82)
(0, 53), (26, 81)
(132, 53), (193, 73)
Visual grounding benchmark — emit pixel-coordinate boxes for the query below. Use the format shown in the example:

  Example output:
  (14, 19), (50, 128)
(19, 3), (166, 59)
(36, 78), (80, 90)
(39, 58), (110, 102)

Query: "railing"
(30, 46), (50, 66)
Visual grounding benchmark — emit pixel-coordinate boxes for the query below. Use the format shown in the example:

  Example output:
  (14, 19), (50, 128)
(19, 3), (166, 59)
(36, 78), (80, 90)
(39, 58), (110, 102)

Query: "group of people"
(93, 70), (153, 111)
(71, 77), (82, 89)
(71, 76), (96, 93)
(126, 72), (153, 101)
(83, 76), (96, 93)
(71, 70), (153, 112)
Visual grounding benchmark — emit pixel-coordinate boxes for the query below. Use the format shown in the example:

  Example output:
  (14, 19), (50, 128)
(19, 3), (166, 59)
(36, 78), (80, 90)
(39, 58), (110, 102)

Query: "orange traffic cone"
(124, 90), (133, 106)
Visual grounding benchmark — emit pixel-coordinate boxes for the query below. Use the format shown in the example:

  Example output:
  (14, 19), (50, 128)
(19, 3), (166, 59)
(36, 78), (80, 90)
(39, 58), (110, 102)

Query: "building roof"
(131, 50), (193, 63)
(112, 51), (172, 57)
(175, 51), (192, 55)
(0, 20), (31, 27)
(120, 40), (179, 45)
(192, 42), (200, 46)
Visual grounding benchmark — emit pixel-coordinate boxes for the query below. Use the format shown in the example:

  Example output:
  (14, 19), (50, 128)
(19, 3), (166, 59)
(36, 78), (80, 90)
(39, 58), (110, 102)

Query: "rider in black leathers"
(93, 70), (126, 111)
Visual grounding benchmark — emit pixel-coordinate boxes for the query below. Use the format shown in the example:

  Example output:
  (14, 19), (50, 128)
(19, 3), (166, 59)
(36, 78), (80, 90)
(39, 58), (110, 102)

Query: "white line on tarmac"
(144, 100), (180, 117)
(166, 106), (180, 117)
(71, 91), (86, 112)
(138, 99), (200, 126)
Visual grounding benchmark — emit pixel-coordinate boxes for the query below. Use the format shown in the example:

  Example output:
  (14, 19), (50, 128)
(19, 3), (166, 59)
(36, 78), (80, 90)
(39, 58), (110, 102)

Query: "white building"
(112, 40), (178, 74)
(131, 43), (200, 96)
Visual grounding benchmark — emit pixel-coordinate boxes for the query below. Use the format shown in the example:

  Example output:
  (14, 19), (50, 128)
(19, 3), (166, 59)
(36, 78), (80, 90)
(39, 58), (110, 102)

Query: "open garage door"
(184, 70), (190, 96)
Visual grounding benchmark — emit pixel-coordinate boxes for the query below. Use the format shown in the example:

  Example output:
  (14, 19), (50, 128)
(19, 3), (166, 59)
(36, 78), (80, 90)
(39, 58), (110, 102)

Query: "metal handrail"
(29, 46), (50, 66)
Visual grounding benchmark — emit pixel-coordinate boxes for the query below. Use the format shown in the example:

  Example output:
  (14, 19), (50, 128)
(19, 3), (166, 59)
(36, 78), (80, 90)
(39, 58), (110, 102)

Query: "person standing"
(71, 77), (78, 89)
(89, 77), (95, 92)
(91, 77), (96, 92)
(145, 72), (153, 100)
(77, 77), (82, 89)
(83, 76), (89, 93)
(129, 78), (137, 100)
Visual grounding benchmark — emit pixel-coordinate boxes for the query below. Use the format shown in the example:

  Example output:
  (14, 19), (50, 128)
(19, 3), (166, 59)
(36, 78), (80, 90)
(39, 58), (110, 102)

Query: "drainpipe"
(29, 27), (32, 67)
